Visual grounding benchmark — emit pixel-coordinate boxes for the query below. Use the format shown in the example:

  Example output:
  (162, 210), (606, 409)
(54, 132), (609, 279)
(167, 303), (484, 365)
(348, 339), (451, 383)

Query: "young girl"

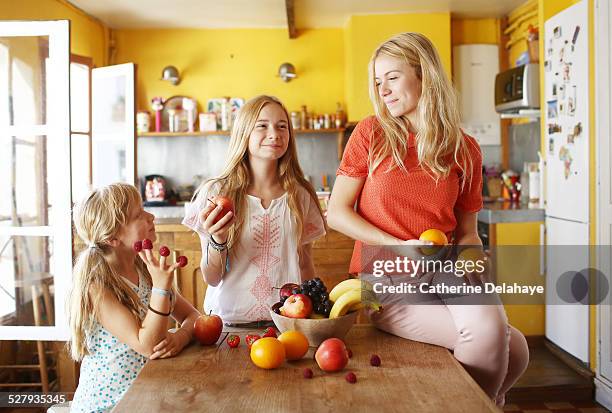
(183, 95), (326, 324)
(69, 183), (200, 412)
(327, 33), (529, 406)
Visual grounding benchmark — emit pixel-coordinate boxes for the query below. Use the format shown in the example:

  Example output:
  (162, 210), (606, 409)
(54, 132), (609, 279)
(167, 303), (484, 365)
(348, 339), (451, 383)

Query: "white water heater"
(453, 44), (501, 146)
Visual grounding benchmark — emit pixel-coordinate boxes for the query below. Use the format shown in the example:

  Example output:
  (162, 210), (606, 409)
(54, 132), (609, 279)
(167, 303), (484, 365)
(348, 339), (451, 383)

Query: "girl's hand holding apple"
(199, 196), (235, 244)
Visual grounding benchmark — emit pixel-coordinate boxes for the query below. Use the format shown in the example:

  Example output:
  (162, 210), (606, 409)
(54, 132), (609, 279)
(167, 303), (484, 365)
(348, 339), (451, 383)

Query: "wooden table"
(115, 325), (499, 412)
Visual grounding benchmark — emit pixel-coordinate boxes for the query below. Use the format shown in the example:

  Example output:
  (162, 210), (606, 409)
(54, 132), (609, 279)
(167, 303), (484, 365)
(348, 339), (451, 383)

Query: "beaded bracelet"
(206, 235), (231, 274)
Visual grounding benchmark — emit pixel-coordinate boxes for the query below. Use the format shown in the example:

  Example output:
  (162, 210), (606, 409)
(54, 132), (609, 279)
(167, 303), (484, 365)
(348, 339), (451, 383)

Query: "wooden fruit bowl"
(270, 310), (358, 347)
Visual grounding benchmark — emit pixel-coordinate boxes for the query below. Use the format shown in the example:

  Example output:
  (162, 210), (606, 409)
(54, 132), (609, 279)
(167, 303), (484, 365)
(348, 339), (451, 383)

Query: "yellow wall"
(507, 0), (539, 68)
(451, 18), (500, 45)
(0, 0), (108, 67)
(344, 13), (452, 122)
(114, 28), (344, 115)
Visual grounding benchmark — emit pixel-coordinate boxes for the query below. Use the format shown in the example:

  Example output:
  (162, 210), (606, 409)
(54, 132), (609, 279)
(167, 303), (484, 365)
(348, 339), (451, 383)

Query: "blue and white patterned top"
(71, 272), (151, 413)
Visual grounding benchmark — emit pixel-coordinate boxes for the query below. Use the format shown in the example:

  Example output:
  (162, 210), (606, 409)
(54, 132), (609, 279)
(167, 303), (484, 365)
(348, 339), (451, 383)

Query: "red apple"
(280, 294), (313, 319)
(315, 338), (349, 372)
(193, 311), (223, 345)
(273, 283), (299, 300)
(206, 195), (235, 225)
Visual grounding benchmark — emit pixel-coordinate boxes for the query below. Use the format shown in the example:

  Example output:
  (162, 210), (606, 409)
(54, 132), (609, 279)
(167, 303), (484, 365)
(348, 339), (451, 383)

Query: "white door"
(596, 0), (612, 389)
(91, 63), (136, 188)
(545, 216), (589, 362)
(0, 20), (72, 340)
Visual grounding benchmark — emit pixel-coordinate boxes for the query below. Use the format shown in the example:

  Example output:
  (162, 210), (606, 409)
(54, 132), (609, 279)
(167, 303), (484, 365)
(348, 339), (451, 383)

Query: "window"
(0, 21), (72, 340)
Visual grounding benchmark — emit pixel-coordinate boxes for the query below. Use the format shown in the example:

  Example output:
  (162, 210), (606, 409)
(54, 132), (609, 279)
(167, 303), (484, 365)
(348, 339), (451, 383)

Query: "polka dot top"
(71, 272), (151, 412)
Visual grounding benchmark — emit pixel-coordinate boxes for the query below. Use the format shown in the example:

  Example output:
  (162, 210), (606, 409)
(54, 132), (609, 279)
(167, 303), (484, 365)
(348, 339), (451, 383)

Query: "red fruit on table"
(345, 372), (357, 384)
(159, 246), (170, 257)
(133, 240), (143, 252)
(226, 335), (240, 348)
(177, 256), (188, 268)
(315, 338), (349, 372)
(303, 368), (313, 379)
(246, 334), (261, 349)
(142, 239), (153, 250)
(262, 327), (277, 338)
(370, 354), (381, 367)
(193, 311), (223, 346)
(207, 195), (234, 225)
(347, 348), (353, 359)
(280, 294), (313, 319)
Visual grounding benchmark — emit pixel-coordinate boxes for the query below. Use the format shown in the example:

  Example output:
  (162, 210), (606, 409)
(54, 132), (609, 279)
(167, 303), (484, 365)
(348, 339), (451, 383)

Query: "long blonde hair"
(68, 183), (152, 361)
(195, 95), (324, 248)
(368, 32), (474, 189)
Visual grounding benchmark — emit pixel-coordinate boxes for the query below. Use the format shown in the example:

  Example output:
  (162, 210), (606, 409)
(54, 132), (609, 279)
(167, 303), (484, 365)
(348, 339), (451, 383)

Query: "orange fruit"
(250, 337), (286, 369)
(419, 229), (448, 245)
(419, 229), (448, 256)
(278, 330), (309, 361)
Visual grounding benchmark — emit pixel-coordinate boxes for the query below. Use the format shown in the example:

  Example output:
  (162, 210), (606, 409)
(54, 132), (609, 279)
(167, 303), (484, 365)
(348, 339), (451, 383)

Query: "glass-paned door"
(0, 20), (72, 340)
(91, 63), (136, 187)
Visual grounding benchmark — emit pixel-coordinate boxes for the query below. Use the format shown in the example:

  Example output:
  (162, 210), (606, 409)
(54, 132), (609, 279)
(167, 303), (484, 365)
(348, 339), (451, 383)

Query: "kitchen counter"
(478, 201), (545, 224)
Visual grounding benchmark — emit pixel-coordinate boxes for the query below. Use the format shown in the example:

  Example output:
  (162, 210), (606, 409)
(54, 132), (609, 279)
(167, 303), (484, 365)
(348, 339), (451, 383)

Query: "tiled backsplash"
(137, 132), (341, 192)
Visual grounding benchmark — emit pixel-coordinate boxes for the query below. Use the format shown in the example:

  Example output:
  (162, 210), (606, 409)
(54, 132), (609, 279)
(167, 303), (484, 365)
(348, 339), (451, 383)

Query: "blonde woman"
(327, 33), (529, 406)
(69, 183), (200, 412)
(183, 95), (326, 324)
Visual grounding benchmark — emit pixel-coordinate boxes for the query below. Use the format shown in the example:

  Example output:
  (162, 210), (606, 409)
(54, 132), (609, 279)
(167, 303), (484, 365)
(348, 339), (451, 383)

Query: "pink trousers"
(367, 276), (530, 407)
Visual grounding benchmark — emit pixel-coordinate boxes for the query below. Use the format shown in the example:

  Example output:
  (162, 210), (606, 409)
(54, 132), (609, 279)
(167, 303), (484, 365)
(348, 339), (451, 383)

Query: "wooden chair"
(0, 274), (56, 392)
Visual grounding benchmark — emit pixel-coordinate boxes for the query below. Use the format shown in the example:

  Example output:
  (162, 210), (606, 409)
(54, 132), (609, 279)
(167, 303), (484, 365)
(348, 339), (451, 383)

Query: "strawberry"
(262, 327), (277, 338)
(159, 246), (170, 257)
(142, 239), (153, 250)
(226, 335), (240, 348)
(177, 256), (188, 268)
(302, 368), (313, 379)
(133, 240), (143, 252)
(345, 372), (357, 383)
(245, 334), (261, 349)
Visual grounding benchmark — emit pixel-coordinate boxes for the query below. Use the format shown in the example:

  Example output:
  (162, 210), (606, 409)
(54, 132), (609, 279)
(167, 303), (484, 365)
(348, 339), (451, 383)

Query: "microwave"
(494, 63), (540, 113)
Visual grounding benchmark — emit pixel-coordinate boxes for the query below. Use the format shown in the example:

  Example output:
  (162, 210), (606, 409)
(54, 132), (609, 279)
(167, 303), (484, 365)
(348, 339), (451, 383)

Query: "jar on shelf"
(137, 110), (150, 133)
(221, 96), (232, 131)
(290, 111), (301, 129)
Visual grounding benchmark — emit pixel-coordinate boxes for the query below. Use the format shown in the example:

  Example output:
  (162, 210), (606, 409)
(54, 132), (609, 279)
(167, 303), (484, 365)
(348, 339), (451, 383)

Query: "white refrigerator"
(544, 0), (590, 363)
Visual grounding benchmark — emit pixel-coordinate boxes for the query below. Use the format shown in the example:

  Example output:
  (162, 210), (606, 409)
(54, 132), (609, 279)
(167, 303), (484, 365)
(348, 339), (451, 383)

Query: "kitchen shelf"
(138, 128), (345, 138)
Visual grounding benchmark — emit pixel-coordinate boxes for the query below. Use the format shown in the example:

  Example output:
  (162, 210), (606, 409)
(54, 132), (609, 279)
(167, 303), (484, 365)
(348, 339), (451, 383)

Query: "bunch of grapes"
(300, 278), (333, 317)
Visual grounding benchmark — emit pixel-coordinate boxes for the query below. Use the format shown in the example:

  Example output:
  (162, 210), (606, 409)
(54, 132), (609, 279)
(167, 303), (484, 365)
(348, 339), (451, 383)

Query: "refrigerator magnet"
(552, 82), (558, 97)
(545, 60), (552, 72)
(572, 122), (583, 137)
(568, 86), (577, 116)
(571, 26), (580, 51)
(563, 63), (571, 83)
(567, 133), (575, 145)
(549, 137), (555, 155)
(548, 123), (562, 134)
(554, 26), (562, 39)
(547, 100), (559, 119)
(559, 84), (566, 99)
(558, 146), (573, 180)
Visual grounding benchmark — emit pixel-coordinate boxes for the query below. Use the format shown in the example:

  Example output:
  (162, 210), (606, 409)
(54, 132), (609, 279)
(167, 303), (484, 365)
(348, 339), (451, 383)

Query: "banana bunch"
(328, 278), (382, 319)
